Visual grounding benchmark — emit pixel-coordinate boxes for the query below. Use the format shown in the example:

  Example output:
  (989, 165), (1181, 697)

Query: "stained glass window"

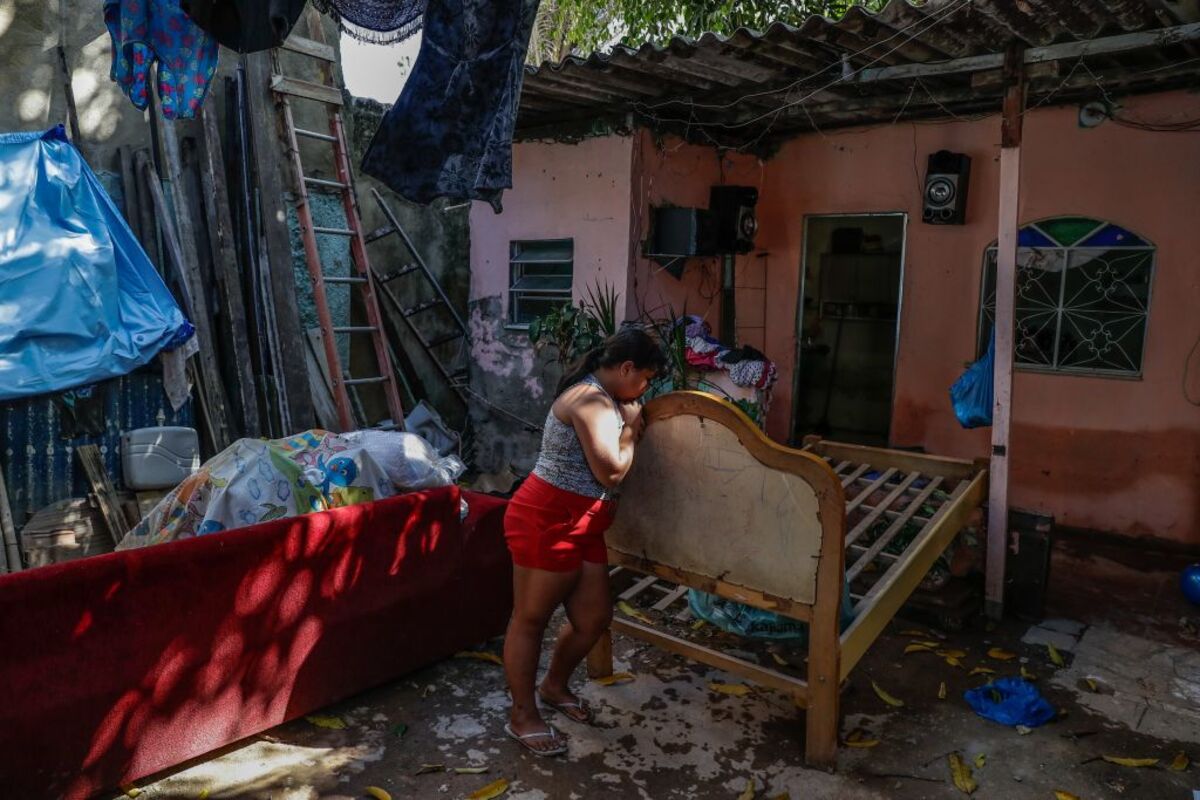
(979, 218), (1154, 376)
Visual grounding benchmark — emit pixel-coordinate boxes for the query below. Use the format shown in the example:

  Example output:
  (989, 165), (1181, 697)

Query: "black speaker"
(650, 207), (716, 258)
(709, 185), (759, 253)
(923, 150), (971, 225)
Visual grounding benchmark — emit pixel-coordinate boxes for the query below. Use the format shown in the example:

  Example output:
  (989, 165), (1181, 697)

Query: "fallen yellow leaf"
(844, 728), (881, 748)
(455, 651), (504, 666)
(1101, 755), (1159, 768)
(306, 714), (347, 730)
(416, 764), (446, 775)
(197, 791), (210, 800)
(1085, 678), (1099, 692)
(692, 619), (707, 631)
(1020, 666), (1037, 681)
(771, 652), (789, 667)
(899, 629), (929, 637)
(904, 643), (936, 655)
(121, 785), (141, 799)
(938, 681), (947, 700)
(617, 600), (653, 625)
(969, 667), (996, 677)
(1047, 643), (1065, 667)
(1169, 751), (1190, 771)
(945, 656), (965, 669)
(1016, 725), (1033, 736)
(871, 680), (905, 708)
(710, 682), (754, 697)
(365, 787), (393, 800)
(987, 648), (1017, 661)
(948, 752), (977, 794)
(467, 778), (510, 800)
(973, 753), (986, 768)
(455, 767), (490, 774)
(1054, 792), (1081, 800)
(594, 672), (636, 686)
(736, 778), (756, 800)
(768, 795), (790, 800)
(937, 649), (968, 659)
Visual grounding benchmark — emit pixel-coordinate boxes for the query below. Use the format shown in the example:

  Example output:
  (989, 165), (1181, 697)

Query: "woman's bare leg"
(503, 564), (579, 751)
(540, 560), (612, 720)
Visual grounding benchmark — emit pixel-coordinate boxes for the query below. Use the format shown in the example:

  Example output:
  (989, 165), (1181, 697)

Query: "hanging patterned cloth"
(361, 0), (540, 212)
(103, 0), (220, 119)
(311, 0), (426, 44)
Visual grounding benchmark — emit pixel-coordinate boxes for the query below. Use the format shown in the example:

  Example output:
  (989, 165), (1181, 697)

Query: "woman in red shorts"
(502, 327), (666, 756)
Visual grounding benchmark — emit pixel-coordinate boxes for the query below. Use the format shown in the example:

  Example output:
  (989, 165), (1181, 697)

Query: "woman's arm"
(567, 391), (640, 489)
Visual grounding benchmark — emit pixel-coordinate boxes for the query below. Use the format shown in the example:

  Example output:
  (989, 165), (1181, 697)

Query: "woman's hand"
(619, 400), (646, 441)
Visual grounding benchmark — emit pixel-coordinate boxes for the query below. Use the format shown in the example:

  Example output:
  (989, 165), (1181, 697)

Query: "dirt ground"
(116, 537), (1200, 800)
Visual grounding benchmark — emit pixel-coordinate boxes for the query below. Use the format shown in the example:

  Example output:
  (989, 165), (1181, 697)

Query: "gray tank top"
(532, 375), (624, 500)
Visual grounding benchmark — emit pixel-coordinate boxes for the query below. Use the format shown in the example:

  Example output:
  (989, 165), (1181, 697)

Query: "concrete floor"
(116, 536), (1200, 800)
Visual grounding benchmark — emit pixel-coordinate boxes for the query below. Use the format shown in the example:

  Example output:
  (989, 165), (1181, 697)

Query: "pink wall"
(477, 91), (1200, 545)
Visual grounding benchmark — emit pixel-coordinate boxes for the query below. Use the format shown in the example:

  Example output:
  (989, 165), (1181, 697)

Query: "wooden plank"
(988, 44), (1025, 620)
(281, 35), (336, 62)
(244, 50), (314, 431)
(0, 467), (21, 573)
(652, 584), (691, 611)
(198, 106), (261, 438)
(116, 146), (141, 240)
(845, 471), (920, 547)
(586, 629), (614, 679)
(846, 477), (945, 582)
(612, 618), (810, 700)
(838, 470), (988, 681)
(609, 549), (812, 623)
(153, 120), (234, 452)
(855, 21), (1200, 84)
(619, 575), (660, 601)
(845, 468), (897, 515)
(76, 445), (131, 547)
(840, 462), (871, 488)
(812, 440), (979, 481)
(305, 328), (342, 432)
(270, 75), (343, 106)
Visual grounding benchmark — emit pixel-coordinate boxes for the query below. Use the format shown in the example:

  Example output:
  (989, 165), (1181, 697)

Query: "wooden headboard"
(607, 392), (846, 610)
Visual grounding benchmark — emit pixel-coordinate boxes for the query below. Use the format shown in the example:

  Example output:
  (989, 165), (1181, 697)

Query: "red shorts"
(504, 474), (616, 572)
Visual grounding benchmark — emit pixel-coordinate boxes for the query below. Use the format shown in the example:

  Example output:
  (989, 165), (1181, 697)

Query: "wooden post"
(0, 467), (21, 573)
(986, 42), (1026, 620)
(585, 630), (614, 679)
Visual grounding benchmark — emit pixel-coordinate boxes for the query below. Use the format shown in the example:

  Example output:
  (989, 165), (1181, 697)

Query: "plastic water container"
(120, 427), (200, 490)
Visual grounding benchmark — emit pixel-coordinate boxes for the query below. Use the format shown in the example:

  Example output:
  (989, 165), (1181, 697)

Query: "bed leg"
(586, 628), (613, 679)
(805, 623), (841, 769)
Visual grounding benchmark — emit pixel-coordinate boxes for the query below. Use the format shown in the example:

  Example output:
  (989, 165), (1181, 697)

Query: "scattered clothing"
(532, 375), (623, 500)
(965, 678), (1056, 728)
(504, 473), (615, 572)
(104, 0), (219, 119)
(312, 0), (425, 44)
(675, 316), (779, 392)
(361, 0), (540, 212)
(0, 127), (191, 401)
(181, 0), (306, 52)
(117, 429), (465, 550)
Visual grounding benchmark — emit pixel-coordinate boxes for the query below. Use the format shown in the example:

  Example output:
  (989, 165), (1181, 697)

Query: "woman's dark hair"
(556, 326), (667, 396)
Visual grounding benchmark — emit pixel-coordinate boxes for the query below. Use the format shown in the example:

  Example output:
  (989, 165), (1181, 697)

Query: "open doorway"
(792, 214), (906, 447)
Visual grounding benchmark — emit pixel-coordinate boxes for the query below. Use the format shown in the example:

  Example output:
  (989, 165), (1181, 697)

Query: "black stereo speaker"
(651, 207), (716, 258)
(709, 185), (759, 253)
(923, 150), (971, 225)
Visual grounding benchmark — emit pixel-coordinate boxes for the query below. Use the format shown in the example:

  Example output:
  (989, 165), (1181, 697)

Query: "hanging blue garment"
(361, 0), (539, 212)
(312, 0), (425, 44)
(950, 332), (995, 428)
(104, 0), (220, 119)
(0, 126), (191, 402)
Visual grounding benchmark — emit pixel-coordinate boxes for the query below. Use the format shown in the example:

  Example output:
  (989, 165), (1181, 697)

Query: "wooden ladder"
(269, 15), (404, 431)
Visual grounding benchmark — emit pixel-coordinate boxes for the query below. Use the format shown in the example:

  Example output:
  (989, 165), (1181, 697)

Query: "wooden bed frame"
(585, 391), (988, 768)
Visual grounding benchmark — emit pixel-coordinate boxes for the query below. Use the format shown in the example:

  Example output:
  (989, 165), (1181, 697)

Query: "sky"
(339, 33), (422, 103)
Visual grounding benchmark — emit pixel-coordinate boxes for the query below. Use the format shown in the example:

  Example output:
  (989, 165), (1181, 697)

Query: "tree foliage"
(528, 0), (888, 65)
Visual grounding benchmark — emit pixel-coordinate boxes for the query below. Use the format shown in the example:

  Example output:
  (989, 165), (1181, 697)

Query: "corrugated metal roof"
(517, 0), (1200, 147)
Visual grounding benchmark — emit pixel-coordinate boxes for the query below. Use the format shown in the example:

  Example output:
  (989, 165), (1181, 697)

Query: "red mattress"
(0, 487), (512, 799)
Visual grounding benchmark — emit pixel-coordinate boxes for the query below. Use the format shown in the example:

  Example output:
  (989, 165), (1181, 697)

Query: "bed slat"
(846, 477), (945, 581)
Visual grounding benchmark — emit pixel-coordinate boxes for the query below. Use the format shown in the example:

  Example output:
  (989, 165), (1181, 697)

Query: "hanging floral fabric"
(311, 0), (426, 44)
(360, 0), (540, 212)
(103, 0), (220, 119)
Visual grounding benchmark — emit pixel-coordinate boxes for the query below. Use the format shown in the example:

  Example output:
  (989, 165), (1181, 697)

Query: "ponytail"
(555, 326), (667, 397)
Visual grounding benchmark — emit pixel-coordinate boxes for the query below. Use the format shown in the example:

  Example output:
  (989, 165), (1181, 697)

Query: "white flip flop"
(504, 722), (568, 757)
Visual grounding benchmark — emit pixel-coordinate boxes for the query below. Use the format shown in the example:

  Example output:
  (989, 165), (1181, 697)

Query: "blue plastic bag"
(688, 580), (856, 643)
(0, 125), (190, 401)
(949, 333), (995, 428)
(964, 677), (1056, 728)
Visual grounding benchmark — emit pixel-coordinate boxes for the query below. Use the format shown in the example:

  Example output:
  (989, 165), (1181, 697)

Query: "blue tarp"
(0, 125), (190, 401)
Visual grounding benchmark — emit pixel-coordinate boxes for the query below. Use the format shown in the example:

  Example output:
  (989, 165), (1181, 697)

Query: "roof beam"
(856, 20), (1200, 84)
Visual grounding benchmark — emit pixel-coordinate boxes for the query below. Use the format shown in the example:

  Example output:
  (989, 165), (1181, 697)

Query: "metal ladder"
(365, 188), (471, 398)
(269, 18), (405, 432)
